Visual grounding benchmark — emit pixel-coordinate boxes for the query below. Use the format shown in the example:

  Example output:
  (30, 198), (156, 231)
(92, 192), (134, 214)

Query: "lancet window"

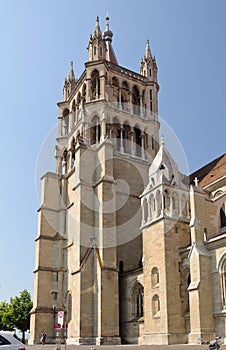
(220, 201), (226, 229)
(90, 115), (101, 145)
(132, 85), (140, 116)
(121, 81), (129, 112)
(82, 84), (86, 103)
(152, 294), (160, 317)
(62, 149), (68, 175)
(71, 137), (76, 168)
(219, 256), (226, 308)
(132, 283), (144, 318)
(72, 100), (76, 125)
(91, 69), (100, 100)
(62, 109), (69, 136)
(151, 267), (159, 288)
(134, 127), (142, 157)
(112, 76), (119, 104)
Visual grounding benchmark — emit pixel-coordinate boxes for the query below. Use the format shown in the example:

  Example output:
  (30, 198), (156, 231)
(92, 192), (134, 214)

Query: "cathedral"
(29, 17), (226, 345)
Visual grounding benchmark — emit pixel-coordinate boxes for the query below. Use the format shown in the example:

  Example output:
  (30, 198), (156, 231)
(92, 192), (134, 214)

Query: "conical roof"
(149, 136), (179, 179)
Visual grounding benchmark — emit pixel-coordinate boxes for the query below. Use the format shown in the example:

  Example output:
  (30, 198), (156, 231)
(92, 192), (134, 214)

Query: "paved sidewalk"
(26, 344), (226, 350)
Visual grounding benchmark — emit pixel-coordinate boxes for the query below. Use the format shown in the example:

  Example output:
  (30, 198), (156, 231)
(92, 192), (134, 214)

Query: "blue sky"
(0, 0), (225, 302)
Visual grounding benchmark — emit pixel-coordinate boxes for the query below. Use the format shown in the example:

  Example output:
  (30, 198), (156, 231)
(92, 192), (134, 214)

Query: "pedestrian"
(40, 331), (47, 346)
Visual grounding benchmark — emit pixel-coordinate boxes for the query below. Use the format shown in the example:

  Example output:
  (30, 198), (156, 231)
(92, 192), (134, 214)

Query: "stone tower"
(29, 16), (160, 345)
(140, 137), (191, 344)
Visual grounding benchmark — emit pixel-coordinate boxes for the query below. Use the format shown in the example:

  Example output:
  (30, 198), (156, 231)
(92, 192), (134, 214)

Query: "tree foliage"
(0, 290), (33, 343)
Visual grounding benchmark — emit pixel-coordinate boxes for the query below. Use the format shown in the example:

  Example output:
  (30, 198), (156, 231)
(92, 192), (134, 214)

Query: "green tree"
(0, 290), (33, 343)
(0, 301), (14, 331)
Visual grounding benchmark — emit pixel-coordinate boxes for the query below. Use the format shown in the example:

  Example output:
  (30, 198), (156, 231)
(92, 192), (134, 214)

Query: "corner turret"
(63, 61), (76, 100)
(88, 16), (106, 62)
(140, 39), (158, 81)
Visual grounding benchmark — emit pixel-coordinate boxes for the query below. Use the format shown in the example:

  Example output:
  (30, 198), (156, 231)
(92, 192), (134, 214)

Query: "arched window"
(71, 138), (76, 168)
(82, 84), (86, 103)
(142, 198), (148, 224)
(77, 92), (81, 106)
(220, 201), (226, 229)
(132, 85), (140, 116)
(123, 123), (131, 154)
(90, 115), (101, 145)
(91, 69), (100, 100)
(163, 190), (170, 212)
(172, 192), (180, 217)
(62, 149), (68, 175)
(121, 81), (129, 111)
(134, 126), (142, 157)
(220, 256), (226, 308)
(151, 267), (159, 287)
(132, 283), (144, 318)
(62, 109), (69, 136)
(112, 117), (120, 150)
(181, 194), (188, 217)
(152, 294), (160, 317)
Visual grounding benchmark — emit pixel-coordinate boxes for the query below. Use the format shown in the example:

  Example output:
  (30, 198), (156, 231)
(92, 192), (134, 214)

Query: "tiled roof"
(190, 153), (226, 188)
(105, 41), (118, 65)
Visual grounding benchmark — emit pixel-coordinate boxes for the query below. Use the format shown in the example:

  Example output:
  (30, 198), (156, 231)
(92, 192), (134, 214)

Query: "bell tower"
(30, 16), (160, 346)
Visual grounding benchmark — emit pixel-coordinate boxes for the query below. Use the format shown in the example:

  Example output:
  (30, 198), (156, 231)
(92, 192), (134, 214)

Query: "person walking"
(40, 331), (47, 346)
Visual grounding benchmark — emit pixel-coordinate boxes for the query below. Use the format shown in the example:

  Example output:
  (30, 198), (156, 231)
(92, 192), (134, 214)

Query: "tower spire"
(93, 16), (102, 38)
(68, 61), (75, 82)
(88, 16), (106, 61)
(140, 38), (158, 81)
(103, 15), (118, 64)
(145, 39), (152, 59)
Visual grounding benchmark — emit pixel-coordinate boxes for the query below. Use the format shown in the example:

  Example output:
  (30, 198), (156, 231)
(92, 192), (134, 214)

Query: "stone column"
(96, 120), (99, 144)
(147, 198), (151, 222)
(169, 195), (173, 217)
(101, 119), (106, 142)
(130, 128), (135, 156)
(129, 92), (133, 114)
(96, 78), (99, 99)
(69, 112), (74, 132)
(140, 96), (143, 118)
(100, 76), (105, 99)
(119, 88), (122, 110)
(161, 192), (164, 215)
(120, 126), (124, 153)
(141, 132), (145, 159)
(141, 202), (145, 226)
(86, 78), (91, 102)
